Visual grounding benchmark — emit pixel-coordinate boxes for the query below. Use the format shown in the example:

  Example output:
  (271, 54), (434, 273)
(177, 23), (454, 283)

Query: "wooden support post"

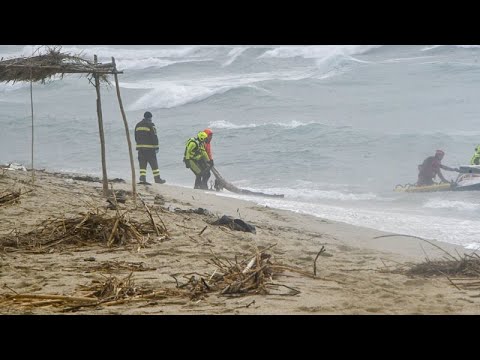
(112, 57), (137, 204)
(93, 55), (109, 197)
(29, 71), (35, 184)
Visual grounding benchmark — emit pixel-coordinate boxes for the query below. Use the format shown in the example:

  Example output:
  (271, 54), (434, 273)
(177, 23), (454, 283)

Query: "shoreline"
(1, 167), (478, 314)
(20, 164), (471, 254)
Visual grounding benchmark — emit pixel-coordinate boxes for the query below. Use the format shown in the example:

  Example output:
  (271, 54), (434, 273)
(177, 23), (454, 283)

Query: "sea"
(1, 45), (479, 248)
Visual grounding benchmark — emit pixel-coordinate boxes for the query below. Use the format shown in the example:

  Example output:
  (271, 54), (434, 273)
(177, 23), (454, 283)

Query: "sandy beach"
(1, 167), (479, 315)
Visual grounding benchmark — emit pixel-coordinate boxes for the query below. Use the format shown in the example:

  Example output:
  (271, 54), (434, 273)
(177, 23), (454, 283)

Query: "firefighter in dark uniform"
(134, 111), (166, 184)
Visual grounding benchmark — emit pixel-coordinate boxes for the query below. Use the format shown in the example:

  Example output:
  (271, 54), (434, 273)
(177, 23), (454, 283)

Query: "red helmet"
(203, 128), (213, 136)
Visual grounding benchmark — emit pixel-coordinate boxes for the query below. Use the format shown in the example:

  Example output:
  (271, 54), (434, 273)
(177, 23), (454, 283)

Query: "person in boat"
(417, 150), (459, 186)
(470, 145), (480, 165)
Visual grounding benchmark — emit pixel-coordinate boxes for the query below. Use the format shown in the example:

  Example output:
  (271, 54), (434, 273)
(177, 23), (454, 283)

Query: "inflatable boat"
(394, 165), (480, 193)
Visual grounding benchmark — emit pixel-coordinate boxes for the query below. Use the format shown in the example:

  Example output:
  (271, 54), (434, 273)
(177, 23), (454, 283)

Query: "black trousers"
(201, 168), (211, 189)
(138, 149), (160, 181)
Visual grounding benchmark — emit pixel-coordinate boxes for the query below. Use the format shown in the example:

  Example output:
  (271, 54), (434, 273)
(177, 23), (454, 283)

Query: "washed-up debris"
(0, 206), (168, 251)
(392, 237), (480, 293)
(0, 273), (188, 311)
(174, 207), (210, 216)
(154, 195), (165, 205)
(0, 189), (33, 207)
(174, 245), (301, 299)
(2, 163), (27, 172)
(211, 215), (256, 234)
(72, 175), (125, 183)
(406, 253), (480, 278)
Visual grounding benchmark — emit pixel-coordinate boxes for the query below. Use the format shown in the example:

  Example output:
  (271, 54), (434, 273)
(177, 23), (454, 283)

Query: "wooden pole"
(29, 69), (35, 184)
(93, 55), (109, 197)
(111, 57), (137, 204)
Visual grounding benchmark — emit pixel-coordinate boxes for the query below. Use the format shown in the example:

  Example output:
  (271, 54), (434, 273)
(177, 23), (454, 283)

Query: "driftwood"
(406, 252), (480, 278)
(394, 238), (480, 293)
(138, 194), (163, 236)
(175, 245), (301, 298)
(0, 206), (166, 251)
(211, 166), (284, 198)
(0, 47), (116, 84)
(313, 246), (326, 276)
(374, 234), (460, 262)
(0, 273), (189, 311)
(112, 56), (137, 205)
(0, 189), (32, 206)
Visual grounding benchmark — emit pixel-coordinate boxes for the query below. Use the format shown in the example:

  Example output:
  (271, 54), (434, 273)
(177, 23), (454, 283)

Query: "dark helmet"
(144, 111), (153, 119)
(435, 149), (445, 159)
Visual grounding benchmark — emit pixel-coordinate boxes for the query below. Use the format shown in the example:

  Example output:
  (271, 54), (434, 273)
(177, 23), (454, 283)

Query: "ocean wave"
(128, 83), (265, 110)
(259, 45), (382, 59)
(223, 184), (378, 202)
(421, 45), (480, 52)
(126, 70), (316, 109)
(115, 58), (211, 71)
(261, 187), (378, 201)
(251, 198), (480, 247)
(208, 120), (316, 130)
(59, 45), (203, 59)
(378, 55), (437, 63)
(423, 199), (480, 211)
(222, 47), (249, 67)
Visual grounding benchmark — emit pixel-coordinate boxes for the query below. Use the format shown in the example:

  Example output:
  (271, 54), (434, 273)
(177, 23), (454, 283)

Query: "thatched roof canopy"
(0, 47), (120, 84)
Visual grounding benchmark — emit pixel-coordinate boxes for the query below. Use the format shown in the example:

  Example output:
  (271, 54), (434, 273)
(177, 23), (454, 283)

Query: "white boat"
(453, 165), (480, 191)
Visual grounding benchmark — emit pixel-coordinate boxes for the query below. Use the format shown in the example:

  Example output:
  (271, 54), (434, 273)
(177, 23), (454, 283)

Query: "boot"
(194, 175), (202, 189)
(154, 176), (166, 184)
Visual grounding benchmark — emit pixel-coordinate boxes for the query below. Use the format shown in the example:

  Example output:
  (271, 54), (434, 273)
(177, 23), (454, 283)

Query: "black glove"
(209, 160), (214, 167)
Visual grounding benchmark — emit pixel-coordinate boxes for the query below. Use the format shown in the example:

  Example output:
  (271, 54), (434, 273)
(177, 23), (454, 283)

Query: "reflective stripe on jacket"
(184, 138), (209, 161)
(135, 119), (159, 150)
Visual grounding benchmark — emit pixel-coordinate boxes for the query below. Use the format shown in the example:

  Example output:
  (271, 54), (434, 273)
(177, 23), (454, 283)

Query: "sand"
(0, 168), (479, 314)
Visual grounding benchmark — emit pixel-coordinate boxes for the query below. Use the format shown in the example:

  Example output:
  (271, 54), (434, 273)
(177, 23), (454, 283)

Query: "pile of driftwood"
(0, 205), (167, 251)
(407, 253), (480, 277)
(0, 273), (188, 312)
(173, 245), (302, 299)
(405, 250), (480, 293)
(0, 189), (32, 207)
(0, 246), (321, 312)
